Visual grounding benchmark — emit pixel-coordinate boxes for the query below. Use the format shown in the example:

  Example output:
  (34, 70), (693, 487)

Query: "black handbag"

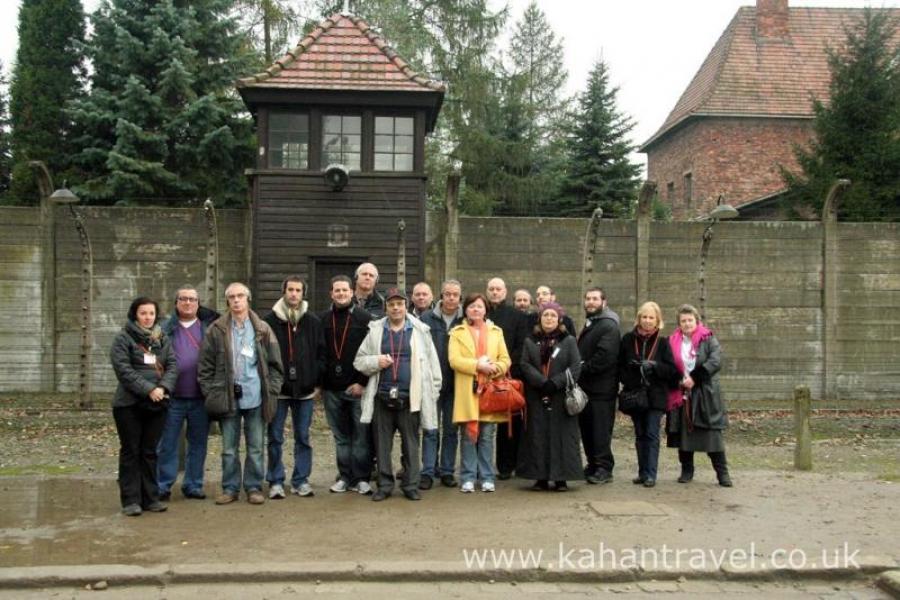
(618, 386), (649, 415)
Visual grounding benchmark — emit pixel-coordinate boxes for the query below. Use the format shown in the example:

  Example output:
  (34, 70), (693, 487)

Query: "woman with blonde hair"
(449, 293), (511, 493)
(618, 301), (679, 487)
(666, 304), (731, 486)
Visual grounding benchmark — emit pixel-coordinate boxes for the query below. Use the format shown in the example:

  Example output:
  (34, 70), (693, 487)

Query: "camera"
(234, 383), (243, 400)
(288, 365), (297, 381)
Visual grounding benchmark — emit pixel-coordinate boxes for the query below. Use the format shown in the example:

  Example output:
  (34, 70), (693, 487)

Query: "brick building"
(641, 0), (900, 220)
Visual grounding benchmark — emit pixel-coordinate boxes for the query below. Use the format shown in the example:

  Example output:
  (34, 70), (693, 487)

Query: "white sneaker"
(330, 480), (348, 493)
(460, 481), (475, 493)
(291, 483), (314, 497)
(481, 481), (495, 493)
(356, 481), (373, 495)
(268, 484), (286, 499)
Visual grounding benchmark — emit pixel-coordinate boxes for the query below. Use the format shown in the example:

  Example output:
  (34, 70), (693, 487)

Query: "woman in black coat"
(110, 297), (178, 516)
(665, 304), (731, 486)
(618, 301), (679, 488)
(518, 303), (583, 491)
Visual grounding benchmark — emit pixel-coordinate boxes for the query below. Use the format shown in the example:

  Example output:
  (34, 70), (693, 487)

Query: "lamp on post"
(51, 185), (94, 409)
(698, 196), (739, 322)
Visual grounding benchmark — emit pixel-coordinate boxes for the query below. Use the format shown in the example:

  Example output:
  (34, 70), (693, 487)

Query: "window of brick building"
(667, 182), (675, 204)
(683, 172), (693, 208)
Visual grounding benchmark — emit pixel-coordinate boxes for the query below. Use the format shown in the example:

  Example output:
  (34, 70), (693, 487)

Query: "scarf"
(536, 328), (564, 367)
(666, 323), (712, 411)
(466, 320), (488, 443)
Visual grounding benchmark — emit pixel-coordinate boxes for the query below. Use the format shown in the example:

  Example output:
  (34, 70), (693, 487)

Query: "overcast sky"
(2, 0), (897, 169)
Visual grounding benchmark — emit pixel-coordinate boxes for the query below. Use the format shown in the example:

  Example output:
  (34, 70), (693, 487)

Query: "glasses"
(177, 297), (199, 303)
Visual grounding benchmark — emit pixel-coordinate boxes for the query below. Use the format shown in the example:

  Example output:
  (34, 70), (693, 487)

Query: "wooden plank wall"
(253, 173), (425, 311)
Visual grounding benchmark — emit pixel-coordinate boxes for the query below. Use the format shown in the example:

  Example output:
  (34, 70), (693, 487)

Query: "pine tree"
(0, 61), (12, 197)
(9, 0), (85, 204)
(507, 1), (568, 148)
(781, 8), (900, 221)
(69, 0), (257, 205)
(560, 58), (641, 218)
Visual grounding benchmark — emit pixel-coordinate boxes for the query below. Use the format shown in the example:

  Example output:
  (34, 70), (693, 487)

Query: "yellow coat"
(449, 321), (511, 424)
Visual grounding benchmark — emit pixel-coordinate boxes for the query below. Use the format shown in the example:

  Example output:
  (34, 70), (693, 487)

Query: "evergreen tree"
(0, 61), (12, 197)
(69, 0), (257, 205)
(560, 58), (641, 218)
(507, 1), (568, 148)
(9, 0), (85, 204)
(235, 0), (303, 65)
(781, 8), (900, 221)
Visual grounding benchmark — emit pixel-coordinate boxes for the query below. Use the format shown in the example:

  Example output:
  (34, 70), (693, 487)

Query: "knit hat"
(539, 302), (565, 318)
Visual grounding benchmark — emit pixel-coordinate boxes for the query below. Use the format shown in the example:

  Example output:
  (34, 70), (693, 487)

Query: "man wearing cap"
(353, 287), (441, 501)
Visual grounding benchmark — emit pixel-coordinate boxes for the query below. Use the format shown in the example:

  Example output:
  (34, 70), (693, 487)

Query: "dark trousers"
(113, 404), (166, 508)
(372, 399), (420, 493)
(579, 397), (617, 474)
(496, 413), (523, 476)
(631, 409), (664, 481)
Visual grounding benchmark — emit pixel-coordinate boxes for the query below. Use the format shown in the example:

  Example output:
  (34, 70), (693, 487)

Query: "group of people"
(109, 263), (731, 516)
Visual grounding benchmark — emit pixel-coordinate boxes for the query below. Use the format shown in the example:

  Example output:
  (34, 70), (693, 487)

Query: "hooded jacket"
(577, 307), (621, 398)
(263, 298), (326, 399)
(418, 301), (464, 395)
(110, 320), (178, 408)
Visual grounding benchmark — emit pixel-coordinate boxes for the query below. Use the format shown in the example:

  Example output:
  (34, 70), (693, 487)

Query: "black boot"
(710, 452), (732, 487)
(677, 451), (694, 483)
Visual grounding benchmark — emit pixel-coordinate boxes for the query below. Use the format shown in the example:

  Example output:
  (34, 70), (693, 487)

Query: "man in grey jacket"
(198, 282), (284, 506)
(353, 288), (441, 501)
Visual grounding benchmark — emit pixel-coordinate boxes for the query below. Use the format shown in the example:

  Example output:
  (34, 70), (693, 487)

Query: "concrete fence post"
(821, 179), (850, 402)
(31, 162), (57, 392)
(794, 385), (813, 470)
(634, 182), (656, 314)
(443, 171), (460, 281)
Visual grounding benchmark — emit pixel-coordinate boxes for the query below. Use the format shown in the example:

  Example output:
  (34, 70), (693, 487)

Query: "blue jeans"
(156, 397), (209, 495)
(266, 398), (313, 488)
(631, 409), (664, 481)
(323, 389), (371, 485)
(460, 422), (496, 484)
(221, 405), (264, 494)
(422, 391), (459, 478)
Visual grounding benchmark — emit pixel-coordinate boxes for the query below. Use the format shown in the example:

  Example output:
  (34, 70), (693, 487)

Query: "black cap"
(384, 287), (408, 302)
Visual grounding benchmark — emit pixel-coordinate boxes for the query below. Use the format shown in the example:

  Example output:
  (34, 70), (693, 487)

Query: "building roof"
(641, 6), (899, 151)
(236, 13), (446, 94)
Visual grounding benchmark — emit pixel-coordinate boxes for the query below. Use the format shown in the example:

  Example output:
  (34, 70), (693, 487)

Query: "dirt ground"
(1, 393), (897, 482)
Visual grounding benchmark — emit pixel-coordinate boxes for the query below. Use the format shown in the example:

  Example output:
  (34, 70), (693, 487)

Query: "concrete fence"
(1, 202), (897, 401)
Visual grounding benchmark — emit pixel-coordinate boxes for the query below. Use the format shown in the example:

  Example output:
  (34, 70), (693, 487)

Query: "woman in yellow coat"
(449, 293), (511, 493)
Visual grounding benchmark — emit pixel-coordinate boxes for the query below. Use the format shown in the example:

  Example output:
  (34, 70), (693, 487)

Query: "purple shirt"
(172, 320), (203, 399)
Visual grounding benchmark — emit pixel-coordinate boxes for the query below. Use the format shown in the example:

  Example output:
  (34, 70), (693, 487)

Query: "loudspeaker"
(324, 164), (349, 191)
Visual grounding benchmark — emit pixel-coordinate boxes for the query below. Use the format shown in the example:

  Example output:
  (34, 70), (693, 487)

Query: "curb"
(0, 558), (897, 589)
(877, 571), (900, 599)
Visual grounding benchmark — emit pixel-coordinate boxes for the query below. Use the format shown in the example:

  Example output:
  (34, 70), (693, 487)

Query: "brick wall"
(645, 117), (812, 219)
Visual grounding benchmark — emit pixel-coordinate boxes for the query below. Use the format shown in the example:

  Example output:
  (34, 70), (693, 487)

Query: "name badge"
(241, 345), (254, 358)
(551, 347), (560, 359)
(143, 353), (157, 365)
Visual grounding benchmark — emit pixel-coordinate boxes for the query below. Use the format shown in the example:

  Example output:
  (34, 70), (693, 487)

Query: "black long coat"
(667, 334), (728, 452)
(517, 331), (583, 481)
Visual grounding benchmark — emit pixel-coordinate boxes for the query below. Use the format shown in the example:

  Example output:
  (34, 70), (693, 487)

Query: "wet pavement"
(0, 468), (897, 590)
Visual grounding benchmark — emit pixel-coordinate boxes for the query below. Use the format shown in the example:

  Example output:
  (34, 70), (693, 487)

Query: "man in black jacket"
(486, 277), (529, 480)
(263, 276), (326, 499)
(577, 287), (621, 484)
(320, 275), (375, 495)
(353, 262), (386, 318)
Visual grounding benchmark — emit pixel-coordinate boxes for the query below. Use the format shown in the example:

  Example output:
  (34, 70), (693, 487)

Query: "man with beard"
(577, 287), (621, 484)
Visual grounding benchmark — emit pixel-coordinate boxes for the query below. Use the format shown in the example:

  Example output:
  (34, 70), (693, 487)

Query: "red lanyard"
(181, 325), (201, 350)
(331, 312), (351, 360)
(388, 327), (405, 381)
(634, 333), (660, 361)
(285, 321), (297, 362)
(137, 343), (164, 377)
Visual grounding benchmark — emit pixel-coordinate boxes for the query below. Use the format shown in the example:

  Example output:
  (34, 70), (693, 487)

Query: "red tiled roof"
(236, 13), (446, 93)
(641, 7), (900, 151)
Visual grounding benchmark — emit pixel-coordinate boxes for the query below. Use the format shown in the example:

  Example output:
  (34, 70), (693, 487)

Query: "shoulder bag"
(564, 368), (588, 416)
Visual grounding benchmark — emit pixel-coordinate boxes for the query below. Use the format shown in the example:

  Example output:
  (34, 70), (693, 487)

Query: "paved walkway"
(0, 467), (897, 593)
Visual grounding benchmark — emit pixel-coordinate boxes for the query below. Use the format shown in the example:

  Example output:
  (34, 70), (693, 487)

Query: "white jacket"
(353, 316), (441, 430)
